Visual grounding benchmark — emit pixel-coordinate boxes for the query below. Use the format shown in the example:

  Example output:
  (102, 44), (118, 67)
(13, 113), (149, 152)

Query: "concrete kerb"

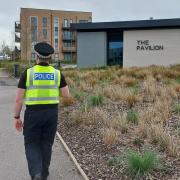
(56, 132), (89, 180)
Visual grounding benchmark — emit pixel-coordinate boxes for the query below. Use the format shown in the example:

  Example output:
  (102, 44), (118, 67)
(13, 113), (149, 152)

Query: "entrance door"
(107, 31), (123, 66)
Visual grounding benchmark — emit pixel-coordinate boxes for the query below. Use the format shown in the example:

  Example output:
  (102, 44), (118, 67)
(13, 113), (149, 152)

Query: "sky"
(0, 0), (180, 48)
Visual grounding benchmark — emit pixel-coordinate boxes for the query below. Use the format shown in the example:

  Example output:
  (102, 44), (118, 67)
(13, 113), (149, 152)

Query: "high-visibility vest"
(24, 65), (61, 105)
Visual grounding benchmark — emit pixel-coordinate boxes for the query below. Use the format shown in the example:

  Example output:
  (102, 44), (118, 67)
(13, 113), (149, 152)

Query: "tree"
(0, 41), (11, 56)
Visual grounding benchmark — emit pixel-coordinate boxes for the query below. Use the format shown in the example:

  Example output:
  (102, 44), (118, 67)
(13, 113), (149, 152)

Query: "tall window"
(63, 19), (68, 27)
(64, 53), (71, 61)
(42, 17), (47, 27)
(64, 31), (72, 39)
(107, 32), (123, 66)
(31, 17), (38, 27)
(43, 29), (47, 39)
(64, 42), (72, 47)
(54, 17), (59, 50)
(30, 16), (38, 45)
(69, 19), (73, 26)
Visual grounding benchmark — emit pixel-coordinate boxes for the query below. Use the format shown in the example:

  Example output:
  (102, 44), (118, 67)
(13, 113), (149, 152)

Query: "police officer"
(14, 42), (70, 180)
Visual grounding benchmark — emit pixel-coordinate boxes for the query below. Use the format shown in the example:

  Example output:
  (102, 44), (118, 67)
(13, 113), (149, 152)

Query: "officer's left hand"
(14, 118), (23, 132)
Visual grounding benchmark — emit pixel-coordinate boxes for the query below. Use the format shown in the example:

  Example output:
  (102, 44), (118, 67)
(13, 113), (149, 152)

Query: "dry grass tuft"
(65, 77), (76, 87)
(142, 76), (157, 102)
(136, 118), (149, 138)
(103, 85), (141, 107)
(70, 107), (108, 125)
(61, 97), (75, 106)
(174, 84), (180, 93)
(103, 85), (124, 100)
(102, 127), (119, 146)
(110, 113), (128, 134)
(123, 91), (141, 108)
(148, 124), (178, 157)
(120, 75), (137, 87)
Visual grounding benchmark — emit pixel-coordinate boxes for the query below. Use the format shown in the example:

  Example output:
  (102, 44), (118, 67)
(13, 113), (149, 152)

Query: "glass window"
(31, 17), (38, 27)
(107, 32), (123, 66)
(43, 29), (47, 39)
(64, 31), (72, 39)
(54, 38), (58, 50)
(54, 17), (59, 27)
(64, 53), (71, 61)
(69, 19), (73, 26)
(54, 27), (58, 31)
(54, 30), (58, 37)
(42, 17), (47, 27)
(54, 17), (59, 50)
(64, 42), (72, 47)
(31, 29), (37, 42)
(63, 19), (68, 27)
(31, 17), (38, 42)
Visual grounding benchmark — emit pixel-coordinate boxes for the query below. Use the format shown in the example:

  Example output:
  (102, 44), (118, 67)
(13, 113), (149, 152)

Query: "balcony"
(15, 46), (21, 52)
(62, 24), (71, 30)
(62, 46), (76, 52)
(62, 35), (76, 42)
(15, 21), (21, 33)
(15, 34), (20, 43)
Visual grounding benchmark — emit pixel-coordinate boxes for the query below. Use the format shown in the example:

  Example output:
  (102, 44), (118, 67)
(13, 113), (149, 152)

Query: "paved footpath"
(0, 69), (83, 180)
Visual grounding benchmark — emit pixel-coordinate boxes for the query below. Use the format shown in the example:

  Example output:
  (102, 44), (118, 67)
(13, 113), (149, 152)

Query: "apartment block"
(15, 8), (92, 61)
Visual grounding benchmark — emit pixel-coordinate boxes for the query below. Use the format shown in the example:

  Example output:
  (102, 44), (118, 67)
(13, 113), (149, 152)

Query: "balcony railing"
(15, 34), (20, 42)
(62, 24), (71, 30)
(62, 46), (76, 52)
(15, 21), (21, 33)
(62, 35), (76, 41)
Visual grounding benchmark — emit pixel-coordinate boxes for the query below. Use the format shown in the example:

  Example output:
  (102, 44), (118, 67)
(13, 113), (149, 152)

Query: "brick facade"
(20, 8), (92, 61)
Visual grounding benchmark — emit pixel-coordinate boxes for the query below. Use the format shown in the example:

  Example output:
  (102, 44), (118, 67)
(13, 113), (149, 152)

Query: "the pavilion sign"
(136, 40), (164, 51)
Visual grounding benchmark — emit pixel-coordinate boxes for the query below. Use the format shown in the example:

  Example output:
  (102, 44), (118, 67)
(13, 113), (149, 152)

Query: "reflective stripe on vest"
(25, 97), (59, 102)
(25, 65), (60, 105)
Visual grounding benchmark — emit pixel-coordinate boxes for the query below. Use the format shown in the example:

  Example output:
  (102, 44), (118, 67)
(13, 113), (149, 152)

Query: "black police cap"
(34, 42), (54, 59)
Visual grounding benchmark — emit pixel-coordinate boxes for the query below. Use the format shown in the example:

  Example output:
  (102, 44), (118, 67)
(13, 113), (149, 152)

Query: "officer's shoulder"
(50, 65), (60, 72)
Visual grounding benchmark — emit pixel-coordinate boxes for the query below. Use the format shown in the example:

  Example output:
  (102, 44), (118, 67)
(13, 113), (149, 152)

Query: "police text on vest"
(34, 73), (54, 80)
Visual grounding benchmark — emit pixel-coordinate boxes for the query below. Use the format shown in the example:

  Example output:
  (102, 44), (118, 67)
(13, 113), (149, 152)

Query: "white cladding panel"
(123, 29), (180, 67)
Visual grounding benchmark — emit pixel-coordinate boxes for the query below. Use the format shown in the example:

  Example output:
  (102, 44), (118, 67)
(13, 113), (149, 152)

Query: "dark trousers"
(23, 108), (58, 178)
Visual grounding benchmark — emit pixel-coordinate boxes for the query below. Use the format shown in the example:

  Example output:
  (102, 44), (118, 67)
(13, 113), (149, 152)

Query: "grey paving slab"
(0, 71), (83, 180)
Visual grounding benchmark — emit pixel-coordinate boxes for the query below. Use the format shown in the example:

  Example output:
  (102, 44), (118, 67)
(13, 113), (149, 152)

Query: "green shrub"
(0, 60), (29, 75)
(171, 104), (180, 114)
(133, 137), (144, 148)
(89, 94), (104, 107)
(74, 91), (81, 100)
(107, 156), (123, 167)
(71, 88), (83, 100)
(175, 77), (180, 84)
(80, 101), (89, 112)
(126, 150), (158, 176)
(126, 110), (139, 124)
(130, 84), (139, 95)
(99, 79), (111, 87)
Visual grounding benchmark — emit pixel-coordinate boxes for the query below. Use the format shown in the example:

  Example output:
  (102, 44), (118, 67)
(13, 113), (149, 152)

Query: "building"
(71, 18), (180, 68)
(15, 8), (92, 61)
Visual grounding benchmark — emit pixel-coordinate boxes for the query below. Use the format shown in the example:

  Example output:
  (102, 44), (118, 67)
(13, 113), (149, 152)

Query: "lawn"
(58, 65), (180, 180)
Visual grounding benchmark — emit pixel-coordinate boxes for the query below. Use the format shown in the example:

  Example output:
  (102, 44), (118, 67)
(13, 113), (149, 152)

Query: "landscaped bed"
(57, 65), (180, 180)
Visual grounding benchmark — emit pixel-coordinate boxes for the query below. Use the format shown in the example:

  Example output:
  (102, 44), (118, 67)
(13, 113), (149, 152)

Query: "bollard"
(14, 64), (20, 78)
(58, 61), (61, 68)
